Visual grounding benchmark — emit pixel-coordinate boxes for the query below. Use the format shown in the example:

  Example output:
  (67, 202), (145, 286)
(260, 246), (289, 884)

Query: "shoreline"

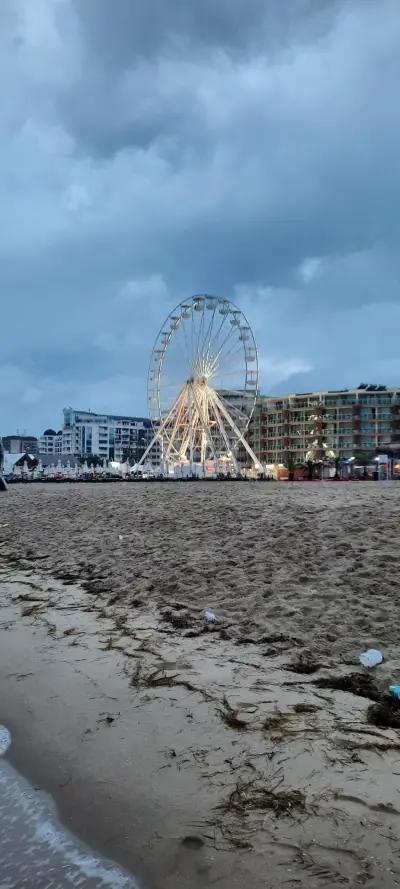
(0, 723), (139, 889)
(0, 566), (256, 889)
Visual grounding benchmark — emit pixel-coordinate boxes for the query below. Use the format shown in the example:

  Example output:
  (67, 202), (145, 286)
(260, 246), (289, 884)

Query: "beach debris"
(118, 534), (124, 541)
(204, 609), (218, 623)
(220, 778), (307, 818)
(293, 703), (319, 714)
(389, 685), (400, 700)
(98, 712), (120, 725)
(367, 698), (400, 730)
(314, 672), (380, 701)
(181, 836), (204, 850)
(162, 608), (191, 629)
(217, 696), (249, 731)
(263, 710), (294, 735)
(130, 663), (213, 701)
(284, 654), (321, 674)
(359, 649), (383, 668)
(113, 613), (128, 630)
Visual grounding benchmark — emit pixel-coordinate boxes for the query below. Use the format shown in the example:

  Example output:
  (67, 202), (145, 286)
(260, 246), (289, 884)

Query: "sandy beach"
(1, 481), (400, 888)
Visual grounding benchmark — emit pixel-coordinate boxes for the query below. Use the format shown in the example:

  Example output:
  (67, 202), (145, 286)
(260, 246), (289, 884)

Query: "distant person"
(0, 438), (7, 491)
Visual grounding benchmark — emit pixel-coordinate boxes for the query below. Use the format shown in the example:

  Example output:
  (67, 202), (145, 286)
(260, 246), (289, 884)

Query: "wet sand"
(0, 722), (138, 889)
(1, 482), (400, 887)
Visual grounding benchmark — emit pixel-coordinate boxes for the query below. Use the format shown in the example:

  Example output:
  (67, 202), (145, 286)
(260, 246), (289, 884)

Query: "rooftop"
(63, 407), (150, 425)
(260, 384), (400, 401)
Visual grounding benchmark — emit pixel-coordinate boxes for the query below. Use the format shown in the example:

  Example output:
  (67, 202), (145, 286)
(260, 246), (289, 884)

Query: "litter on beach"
(204, 609), (218, 623)
(359, 649), (383, 668)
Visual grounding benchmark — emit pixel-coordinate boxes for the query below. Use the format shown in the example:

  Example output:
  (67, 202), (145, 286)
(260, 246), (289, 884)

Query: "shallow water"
(0, 725), (140, 889)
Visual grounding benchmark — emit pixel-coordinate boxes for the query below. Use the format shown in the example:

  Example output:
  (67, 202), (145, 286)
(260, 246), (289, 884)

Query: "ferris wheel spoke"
(201, 301), (218, 372)
(156, 382), (188, 398)
(211, 359), (244, 386)
(163, 317), (191, 379)
(208, 330), (242, 377)
(177, 312), (195, 377)
(212, 366), (245, 380)
(206, 308), (231, 367)
(210, 321), (239, 366)
(211, 359), (242, 385)
(217, 333), (244, 364)
(215, 346), (246, 379)
(194, 304), (206, 372)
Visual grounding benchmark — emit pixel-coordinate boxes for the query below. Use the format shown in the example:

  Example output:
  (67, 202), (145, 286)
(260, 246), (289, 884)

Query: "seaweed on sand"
(293, 703), (319, 714)
(220, 778), (307, 818)
(217, 696), (249, 731)
(314, 672), (380, 701)
(113, 614), (128, 630)
(284, 656), (321, 675)
(130, 663), (180, 688)
(205, 819), (253, 850)
(130, 663), (213, 700)
(263, 710), (294, 735)
(162, 609), (192, 630)
(367, 697), (400, 730)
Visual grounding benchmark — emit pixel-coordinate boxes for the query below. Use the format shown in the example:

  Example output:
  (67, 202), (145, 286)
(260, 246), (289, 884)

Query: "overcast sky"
(1, 0), (400, 434)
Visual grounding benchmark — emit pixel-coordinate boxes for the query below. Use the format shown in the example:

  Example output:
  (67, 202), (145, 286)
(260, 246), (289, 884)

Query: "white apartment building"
(62, 408), (161, 465)
(39, 429), (63, 456)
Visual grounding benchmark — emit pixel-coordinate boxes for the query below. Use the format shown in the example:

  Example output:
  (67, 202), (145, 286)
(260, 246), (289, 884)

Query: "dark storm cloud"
(71, 0), (340, 64)
(59, 0), (345, 157)
(1, 0), (400, 433)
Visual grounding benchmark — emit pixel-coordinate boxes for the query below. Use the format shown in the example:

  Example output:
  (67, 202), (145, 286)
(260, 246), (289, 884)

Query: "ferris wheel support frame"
(210, 387), (262, 468)
(191, 381), (217, 468)
(135, 378), (261, 475)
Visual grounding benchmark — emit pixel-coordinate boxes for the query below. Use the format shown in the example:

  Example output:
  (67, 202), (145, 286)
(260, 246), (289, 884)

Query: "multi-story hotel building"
(61, 408), (161, 465)
(39, 429), (63, 456)
(246, 384), (400, 465)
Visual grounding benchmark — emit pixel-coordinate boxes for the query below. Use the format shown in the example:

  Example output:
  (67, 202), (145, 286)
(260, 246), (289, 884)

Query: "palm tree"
(354, 451), (374, 479)
(306, 458), (316, 480)
(333, 454), (342, 480)
(284, 450), (297, 481)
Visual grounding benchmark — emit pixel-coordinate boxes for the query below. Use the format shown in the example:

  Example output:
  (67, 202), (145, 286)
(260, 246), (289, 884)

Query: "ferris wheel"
(138, 294), (261, 474)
